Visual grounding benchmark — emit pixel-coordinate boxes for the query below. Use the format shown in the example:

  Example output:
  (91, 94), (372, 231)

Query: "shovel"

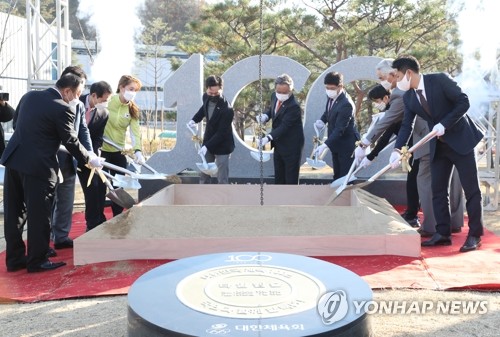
(330, 165), (364, 189)
(87, 168), (136, 209)
(250, 145), (271, 162)
(100, 171), (136, 209)
(306, 124), (327, 169)
(326, 130), (438, 204)
(186, 124), (218, 176)
(102, 137), (182, 184)
(330, 138), (397, 189)
(102, 161), (182, 184)
(101, 170), (141, 190)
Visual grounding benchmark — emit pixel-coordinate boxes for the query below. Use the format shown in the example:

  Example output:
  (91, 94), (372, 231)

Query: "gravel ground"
(1, 185), (499, 337)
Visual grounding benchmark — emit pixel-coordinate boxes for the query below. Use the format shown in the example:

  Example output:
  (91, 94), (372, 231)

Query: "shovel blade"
(250, 151), (271, 162)
(330, 174), (357, 188)
(106, 188), (136, 209)
(306, 158), (326, 169)
(196, 162), (218, 176)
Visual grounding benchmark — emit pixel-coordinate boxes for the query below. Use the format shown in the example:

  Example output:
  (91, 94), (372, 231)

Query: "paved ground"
(0, 184), (499, 336)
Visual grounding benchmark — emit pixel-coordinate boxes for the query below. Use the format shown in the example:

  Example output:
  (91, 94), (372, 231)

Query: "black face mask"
(208, 95), (220, 103)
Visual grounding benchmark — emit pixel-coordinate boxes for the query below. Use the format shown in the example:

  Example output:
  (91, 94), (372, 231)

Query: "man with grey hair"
(256, 73), (304, 184)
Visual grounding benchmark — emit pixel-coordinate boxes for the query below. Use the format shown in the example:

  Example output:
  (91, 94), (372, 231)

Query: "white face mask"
(380, 80), (392, 91)
(123, 90), (137, 102)
(396, 72), (411, 91)
(374, 101), (386, 111)
(275, 93), (289, 102)
(95, 101), (108, 111)
(326, 89), (338, 99)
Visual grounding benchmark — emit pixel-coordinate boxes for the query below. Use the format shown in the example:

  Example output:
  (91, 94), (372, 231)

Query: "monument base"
(74, 185), (420, 265)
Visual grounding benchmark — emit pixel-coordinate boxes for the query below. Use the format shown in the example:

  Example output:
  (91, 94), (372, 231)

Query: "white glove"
(87, 153), (105, 169)
(389, 151), (402, 169)
(432, 123), (445, 137)
(134, 151), (145, 165)
(360, 157), (372, 168)
(198, 145), (207, 156)
(256, 114), (269, 124)
(187, 120), (197, 128)
(315, 143), (329, 157)
(314, 120), (325, 130)
(259, 136), (270, 148)
(354, 146), (368, 162)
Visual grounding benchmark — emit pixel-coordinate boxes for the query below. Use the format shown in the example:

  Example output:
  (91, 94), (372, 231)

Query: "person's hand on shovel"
(134, 151), (146, 165)
(314, 143), (329, 158)
(198, 146), (208, 156)
(258, 135), (271, 148)
(87, 153), (105, 169)
(389, 150), (402, 169)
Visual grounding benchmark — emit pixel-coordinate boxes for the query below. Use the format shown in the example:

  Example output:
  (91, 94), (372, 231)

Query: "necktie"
(328, 98), (334, 111)
(416, 89), (431, 116)
(276, 100), (282, 112)
(85, 107), (92, 125)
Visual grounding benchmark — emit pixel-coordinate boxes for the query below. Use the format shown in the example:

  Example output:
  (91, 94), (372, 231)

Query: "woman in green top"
(102, 75), (143, 216)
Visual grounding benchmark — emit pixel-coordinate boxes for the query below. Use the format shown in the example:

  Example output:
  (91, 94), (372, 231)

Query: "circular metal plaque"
(128, 252), (373, 337)
(176, 265), (325, 318)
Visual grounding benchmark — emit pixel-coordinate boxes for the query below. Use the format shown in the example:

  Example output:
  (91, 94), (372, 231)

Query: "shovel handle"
(407, 130), (438, 153)
(364, 132), (436, 185)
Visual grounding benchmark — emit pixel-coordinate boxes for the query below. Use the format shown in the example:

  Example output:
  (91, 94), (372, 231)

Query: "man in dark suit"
(314, 72), (360, 181)
(389, 55), (484, 252)
(78, 81), (113, 231)
(51, 66), (93, 250)
(258, 73), (305, 184)
(188, 75), (235, 184)
(1, 73), (104, 273)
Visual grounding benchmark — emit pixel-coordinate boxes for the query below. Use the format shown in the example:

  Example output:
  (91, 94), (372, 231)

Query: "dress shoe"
(54, 239), (73, 249)
(417, 229), (434, 238)
(46, 247), (57, 258)
(421, 233), (452, 247)
(460, 236), (481, 252)
(27, 260), (66, 273)
(451, 227), (462, 234)
(405, 217), (421, 228)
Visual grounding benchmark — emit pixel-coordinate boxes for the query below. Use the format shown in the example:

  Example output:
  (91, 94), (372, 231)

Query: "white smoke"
(77, 0), (145, 91)
(447, 0), (500, 119)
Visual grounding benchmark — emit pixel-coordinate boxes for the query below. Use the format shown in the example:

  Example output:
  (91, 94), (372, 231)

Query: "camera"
(0, 92), (9, 101)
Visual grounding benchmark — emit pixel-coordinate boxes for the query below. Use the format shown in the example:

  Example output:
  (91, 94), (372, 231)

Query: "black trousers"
(77, 166), (107, 231)
(405, 158), (420, 217)
(4, 167), (56, 269)
(100, 151), (128, 216)
(273, 149), (302, 185)
(431, 141), (483, 237)
(331, 150), (355, 181)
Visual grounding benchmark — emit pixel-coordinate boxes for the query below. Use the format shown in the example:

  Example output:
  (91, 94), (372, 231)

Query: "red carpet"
(1, 208), (500, 303)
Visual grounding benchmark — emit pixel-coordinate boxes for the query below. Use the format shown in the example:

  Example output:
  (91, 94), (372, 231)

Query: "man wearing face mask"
(314, 72), (360, 181)
(78, 81), (113, 231)
(1, 71), (104, 273)
(389, 55), (483, 252)
(188, 75), (235, 184)
(50, 66), (94, 251)
(256, 74), (304, 184)
(354, 58), (406, 164)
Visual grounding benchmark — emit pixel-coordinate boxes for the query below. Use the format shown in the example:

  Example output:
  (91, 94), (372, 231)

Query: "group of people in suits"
(253, 56), (484, 254)
(2, 65), (147, 273)
(2, 67), (106, 273)
(2, 54), (485, 274)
